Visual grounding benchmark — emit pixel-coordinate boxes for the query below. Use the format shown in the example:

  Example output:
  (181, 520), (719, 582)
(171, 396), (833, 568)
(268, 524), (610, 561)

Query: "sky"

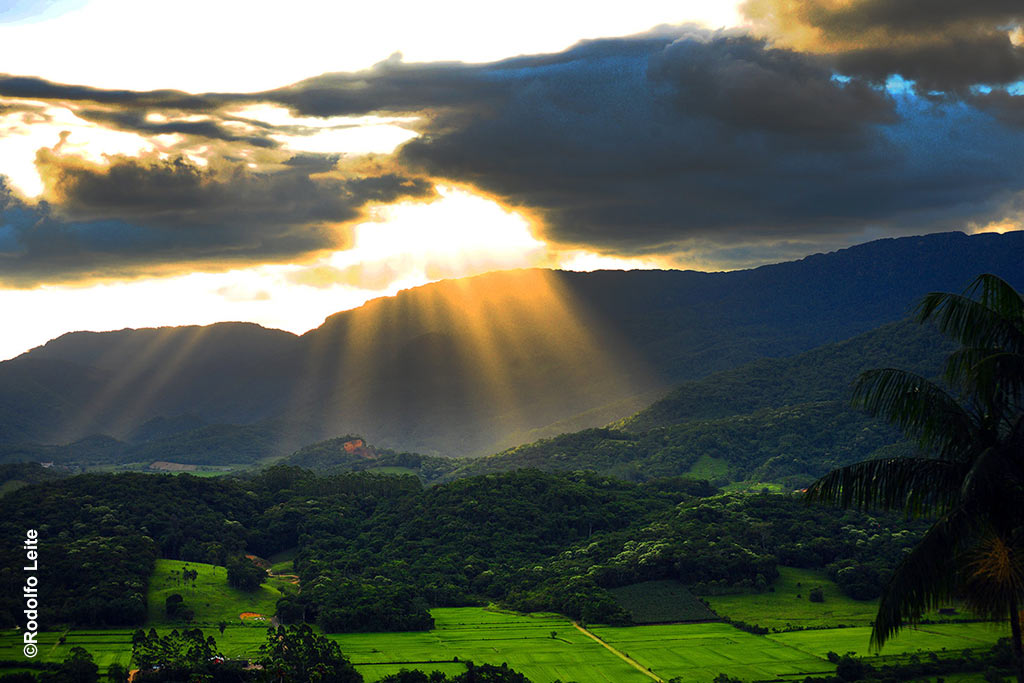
(1, 0), (1024, 360)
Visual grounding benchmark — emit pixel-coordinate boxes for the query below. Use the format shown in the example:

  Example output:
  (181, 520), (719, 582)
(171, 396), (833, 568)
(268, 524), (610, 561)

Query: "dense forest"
(0, 466), (927, 634)
(443, 318), (950, 487)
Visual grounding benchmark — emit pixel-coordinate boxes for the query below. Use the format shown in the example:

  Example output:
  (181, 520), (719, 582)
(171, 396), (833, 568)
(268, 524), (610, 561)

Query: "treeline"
(0, 423), (288, 468)
(0, 467), (925, 632)
(0, 462), (67, 494)
(448, 402), (902, 487)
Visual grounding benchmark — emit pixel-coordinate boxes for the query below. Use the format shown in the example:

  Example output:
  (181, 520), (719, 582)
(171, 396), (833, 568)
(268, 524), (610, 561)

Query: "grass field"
(146, 559), (292, 627)
(769, 622), (1010, 660)
(331, 608), (651, 682)
(703, 566), (880, 629)
(0, 605), (1008, 682)
(0, 630), (135, 671)
(590, 622), (830, 682)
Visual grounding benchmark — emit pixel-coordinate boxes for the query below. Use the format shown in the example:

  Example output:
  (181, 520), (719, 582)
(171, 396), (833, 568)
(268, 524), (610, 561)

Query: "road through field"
(572, 622), (664, 682)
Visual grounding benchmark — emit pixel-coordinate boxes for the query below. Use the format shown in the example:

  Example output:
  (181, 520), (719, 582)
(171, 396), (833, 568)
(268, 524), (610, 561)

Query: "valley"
(2, 232), (1023, 682)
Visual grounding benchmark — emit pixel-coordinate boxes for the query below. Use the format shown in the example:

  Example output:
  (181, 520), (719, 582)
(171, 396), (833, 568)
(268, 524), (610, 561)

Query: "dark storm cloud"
(0, 75), (283, 148)
(832, 34), (1024, 93)
(970, 90), (1024, 127)
(382, 33), (1024, 251)
(802, 0), (1021, 35)
(72, 108), (280, 148)
(743, 0), (1024, 92)
(0, 74), (229, 110)
(261, 52), (509, 118)
(0, 154), (433, 285)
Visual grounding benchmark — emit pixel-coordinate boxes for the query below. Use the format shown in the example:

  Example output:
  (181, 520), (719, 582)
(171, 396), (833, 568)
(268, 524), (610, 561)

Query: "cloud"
(71, 108), (280, 148)
(0, 74), (230, 110)
(742, 0), (1024, 92)
(0, 152), (434, 285)
(969, 89), (1024, 127)
(3, 27), (1024, 274)
(384, 32), (1024, 253)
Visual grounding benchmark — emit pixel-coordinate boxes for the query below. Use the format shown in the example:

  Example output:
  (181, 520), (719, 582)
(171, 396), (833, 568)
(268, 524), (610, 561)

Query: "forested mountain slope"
(2, 230), (1019, 456)
(450, 318), (953, 485)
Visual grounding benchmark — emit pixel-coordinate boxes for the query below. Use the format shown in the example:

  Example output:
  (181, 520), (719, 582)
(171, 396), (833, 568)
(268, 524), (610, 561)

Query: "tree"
(227, 556), (267, 592)
(106, 663), (128, 683)
(59, 647), (99, 683)
(165, 594), (184, 617)
(256, 624), (361, 683)
(806, 274), (1024, 680)
(132, 627), (220, 674)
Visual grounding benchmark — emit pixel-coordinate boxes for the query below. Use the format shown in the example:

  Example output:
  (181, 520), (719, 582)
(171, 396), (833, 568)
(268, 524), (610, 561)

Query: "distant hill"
(2, 230), (1021, 457)
(448, 318), (953, 485)
(0, 422), (297, 468)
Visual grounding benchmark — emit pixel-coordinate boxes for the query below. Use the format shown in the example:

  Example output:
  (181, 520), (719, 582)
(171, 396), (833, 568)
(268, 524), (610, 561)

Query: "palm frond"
(967, 274), (1024, 322)
(956, 351), (1024, 414)
(852, 369), (978, 459)
(805, 456), (965, 516)
(872, 507), (976, 649)
(917, 275), (1024, 356)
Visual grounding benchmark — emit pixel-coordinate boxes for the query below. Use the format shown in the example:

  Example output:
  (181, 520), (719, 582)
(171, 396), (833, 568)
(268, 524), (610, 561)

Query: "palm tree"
(805, 273), (1024, 680)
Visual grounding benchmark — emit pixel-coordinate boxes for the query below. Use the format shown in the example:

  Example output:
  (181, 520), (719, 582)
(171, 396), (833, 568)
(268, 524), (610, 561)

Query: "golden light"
(0, 100), (154, 197)
(321, 184), (549, 282)
(969, 217), (1021, 235)
(286, 267), (661, 455)
(0, 179), (665, 449)
(554, 249), (668, 272)
(0, 185), (549, 361)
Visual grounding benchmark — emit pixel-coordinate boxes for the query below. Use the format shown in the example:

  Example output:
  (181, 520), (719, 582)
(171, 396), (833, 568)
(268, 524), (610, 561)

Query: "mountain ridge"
(4, 230), (1022, 456)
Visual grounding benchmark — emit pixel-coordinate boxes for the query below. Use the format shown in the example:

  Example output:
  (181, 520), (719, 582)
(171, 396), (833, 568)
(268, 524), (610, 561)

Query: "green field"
(331, 608), (650, 682)
(769, 622), (1010, 660)
(704, 566), (880, 629)
(0, 605), (1009, 682)
(590, 622), (830, 682)
(0, 626), (277, 675)
(146, 559), (292, 627)
(0, 630), (135, 670)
